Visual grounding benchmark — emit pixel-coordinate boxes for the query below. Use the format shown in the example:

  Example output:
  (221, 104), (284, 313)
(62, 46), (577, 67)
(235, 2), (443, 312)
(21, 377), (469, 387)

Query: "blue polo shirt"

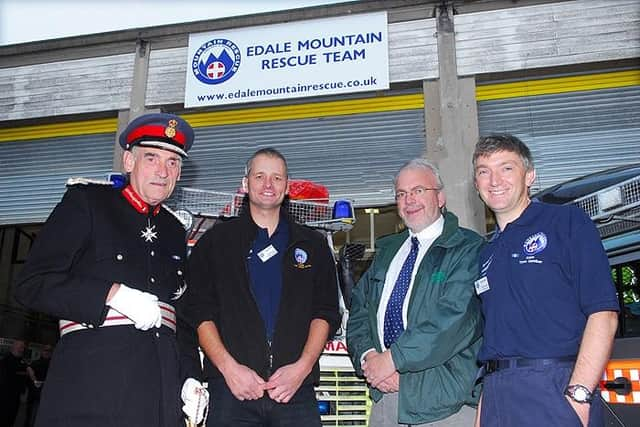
(248, 218), (289, 341)
(477, 201), (619, 361)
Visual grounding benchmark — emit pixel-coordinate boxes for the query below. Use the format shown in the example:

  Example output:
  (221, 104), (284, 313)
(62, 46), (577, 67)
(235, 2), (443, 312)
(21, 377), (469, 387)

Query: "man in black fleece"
(184, 147), (340, 427)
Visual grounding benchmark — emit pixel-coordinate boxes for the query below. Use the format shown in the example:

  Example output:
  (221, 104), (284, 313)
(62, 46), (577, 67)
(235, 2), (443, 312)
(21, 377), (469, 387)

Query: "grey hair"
(244, 147), (289, 177)
(473, 134), (534, 171)
(393, 158), (444, 189)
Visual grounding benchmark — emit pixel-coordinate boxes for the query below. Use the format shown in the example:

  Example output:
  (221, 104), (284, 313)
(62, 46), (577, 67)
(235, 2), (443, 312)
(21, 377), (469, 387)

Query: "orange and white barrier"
(601, 359), (640, 404)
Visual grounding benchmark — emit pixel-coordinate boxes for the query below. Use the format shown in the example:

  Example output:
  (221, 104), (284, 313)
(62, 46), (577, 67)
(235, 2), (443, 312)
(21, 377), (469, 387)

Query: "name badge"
(474, 276), (490, 295)
(257, 245), (278, 262)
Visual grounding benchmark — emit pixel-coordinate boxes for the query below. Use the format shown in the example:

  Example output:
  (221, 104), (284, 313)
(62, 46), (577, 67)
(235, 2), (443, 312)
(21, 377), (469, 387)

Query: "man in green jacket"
(347, 158), (484, 426)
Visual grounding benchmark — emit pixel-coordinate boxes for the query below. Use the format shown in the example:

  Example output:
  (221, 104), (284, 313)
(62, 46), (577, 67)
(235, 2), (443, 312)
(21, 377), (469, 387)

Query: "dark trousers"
(34, 329), (181, 427)
(206, 378), (321, 427)
(481, 362), (603, 427)
(0, 393), (20, 427)
(25, 399), (40, 427)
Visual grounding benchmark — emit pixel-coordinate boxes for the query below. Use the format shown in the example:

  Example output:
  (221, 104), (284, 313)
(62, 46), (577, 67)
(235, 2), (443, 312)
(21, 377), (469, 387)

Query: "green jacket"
(346, 211), (484, 424)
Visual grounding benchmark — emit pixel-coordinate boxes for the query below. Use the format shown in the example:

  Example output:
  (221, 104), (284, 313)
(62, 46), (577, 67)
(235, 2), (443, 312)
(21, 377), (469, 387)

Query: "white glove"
(107, 284), (162, 330)
(182, 378), (209, 425)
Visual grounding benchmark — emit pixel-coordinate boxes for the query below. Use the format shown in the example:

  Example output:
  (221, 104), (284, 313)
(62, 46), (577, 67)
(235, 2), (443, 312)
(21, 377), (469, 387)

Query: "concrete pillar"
(424, 2), (485, 233)
(113, 39), (155, 172)
(0, 228), (15, 305)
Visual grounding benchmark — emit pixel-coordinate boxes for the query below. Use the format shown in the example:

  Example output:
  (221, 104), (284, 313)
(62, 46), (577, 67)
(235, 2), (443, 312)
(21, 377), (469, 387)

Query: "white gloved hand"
(107, 284), (162, 330)
(182, 378), (209, 425)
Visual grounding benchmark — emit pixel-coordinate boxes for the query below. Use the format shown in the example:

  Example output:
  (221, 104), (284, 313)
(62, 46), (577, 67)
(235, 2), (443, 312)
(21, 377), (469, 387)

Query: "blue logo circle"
(192, 38), (241, 85)
(523, 232), (547, 255)
(294, 248), (308, 264)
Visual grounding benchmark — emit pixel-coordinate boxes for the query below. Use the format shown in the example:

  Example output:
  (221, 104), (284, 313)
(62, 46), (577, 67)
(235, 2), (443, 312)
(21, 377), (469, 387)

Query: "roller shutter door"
(0, 133), (116, 225)
(181, 93), (426, 207)
(477, 70), (640, 193)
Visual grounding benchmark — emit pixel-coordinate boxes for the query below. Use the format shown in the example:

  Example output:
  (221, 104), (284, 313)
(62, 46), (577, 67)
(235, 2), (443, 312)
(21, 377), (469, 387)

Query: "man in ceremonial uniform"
(14, 113), (206, 426)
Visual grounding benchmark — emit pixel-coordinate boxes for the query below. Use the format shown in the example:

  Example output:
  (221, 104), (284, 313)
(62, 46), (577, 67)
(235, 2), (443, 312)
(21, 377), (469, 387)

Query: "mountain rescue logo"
(523, 232), (547, 256)
(192, 38), (241, 85)
(294, 248), (311, 269)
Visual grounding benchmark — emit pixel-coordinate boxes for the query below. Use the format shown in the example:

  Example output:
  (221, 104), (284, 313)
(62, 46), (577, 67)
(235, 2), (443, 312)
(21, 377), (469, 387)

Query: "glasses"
(394, 186), (441, 201)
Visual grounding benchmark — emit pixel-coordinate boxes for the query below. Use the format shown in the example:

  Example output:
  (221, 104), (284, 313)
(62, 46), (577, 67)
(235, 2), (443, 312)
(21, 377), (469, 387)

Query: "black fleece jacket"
(183, 209), (340, 385)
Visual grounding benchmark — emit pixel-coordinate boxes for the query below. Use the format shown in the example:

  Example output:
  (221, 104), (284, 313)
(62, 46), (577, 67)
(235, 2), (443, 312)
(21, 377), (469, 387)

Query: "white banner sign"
(184, 12), (389, 108)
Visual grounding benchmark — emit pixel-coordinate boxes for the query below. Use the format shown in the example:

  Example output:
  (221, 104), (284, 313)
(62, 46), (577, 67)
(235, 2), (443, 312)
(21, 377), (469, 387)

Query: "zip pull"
(267, 340), (274, 371)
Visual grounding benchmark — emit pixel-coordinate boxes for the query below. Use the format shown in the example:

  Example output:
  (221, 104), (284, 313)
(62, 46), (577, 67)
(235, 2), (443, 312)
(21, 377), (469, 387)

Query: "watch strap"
(565, 384), (594, 404)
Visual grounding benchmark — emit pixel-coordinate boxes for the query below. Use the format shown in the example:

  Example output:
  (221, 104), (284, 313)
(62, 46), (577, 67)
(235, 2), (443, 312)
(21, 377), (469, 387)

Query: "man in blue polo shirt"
(472, 134), (619, 427)
(184, 147), (340, 426)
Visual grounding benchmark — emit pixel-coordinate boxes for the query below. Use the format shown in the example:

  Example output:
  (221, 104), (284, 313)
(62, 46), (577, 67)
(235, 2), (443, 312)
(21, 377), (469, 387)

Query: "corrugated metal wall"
(1, 1), (638, 122)
(180, 108), (426, 207)
(0, 54), (135, 122)
(388, 18), (438, 82)
(478, 82), (640, 193)
(456, 0), (640, 76)
(0, 92), (424, 225)
(1, 1), (639, 222)
(0, 134), (116, 224)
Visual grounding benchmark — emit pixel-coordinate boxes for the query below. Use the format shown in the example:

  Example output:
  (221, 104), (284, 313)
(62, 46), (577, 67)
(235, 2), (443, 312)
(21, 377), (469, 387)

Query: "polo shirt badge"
(294, 248), (311, 269)
(523, 232), (547, 256)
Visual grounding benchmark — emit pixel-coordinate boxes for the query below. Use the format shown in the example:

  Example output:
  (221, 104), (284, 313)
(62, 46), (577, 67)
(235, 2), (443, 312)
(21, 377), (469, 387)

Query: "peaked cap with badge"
(119, 112), (194, 158)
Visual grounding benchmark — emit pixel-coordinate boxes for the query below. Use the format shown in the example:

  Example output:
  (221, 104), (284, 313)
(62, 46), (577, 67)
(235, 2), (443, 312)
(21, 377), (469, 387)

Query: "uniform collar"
(495, 200), (541, 234)
(377, 211), (460, 253)
(239, 198), (294, 229)
(121, 184), (161, 216)
(255, 215), (290, 240)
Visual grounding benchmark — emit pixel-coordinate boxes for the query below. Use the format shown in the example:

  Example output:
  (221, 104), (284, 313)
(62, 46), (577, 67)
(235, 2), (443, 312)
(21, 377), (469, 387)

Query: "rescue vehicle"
(533, 164), (640, 427)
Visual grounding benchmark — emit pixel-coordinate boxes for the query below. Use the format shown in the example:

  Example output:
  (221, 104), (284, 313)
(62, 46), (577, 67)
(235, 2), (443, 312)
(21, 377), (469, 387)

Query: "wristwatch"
(564, 384), (594, 404)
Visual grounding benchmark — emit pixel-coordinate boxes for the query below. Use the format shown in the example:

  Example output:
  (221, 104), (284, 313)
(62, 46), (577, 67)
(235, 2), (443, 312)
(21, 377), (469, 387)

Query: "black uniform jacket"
(184, 209), (340, 387)
(13, 183), (190, 427)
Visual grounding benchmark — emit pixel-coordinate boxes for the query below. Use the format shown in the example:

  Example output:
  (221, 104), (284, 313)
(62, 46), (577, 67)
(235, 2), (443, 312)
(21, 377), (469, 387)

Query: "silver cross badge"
(141, 224), (158, 243)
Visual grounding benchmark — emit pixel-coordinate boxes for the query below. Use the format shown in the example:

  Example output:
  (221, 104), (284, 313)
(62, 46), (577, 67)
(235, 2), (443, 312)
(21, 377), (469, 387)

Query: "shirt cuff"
(360, 348), (376, 365)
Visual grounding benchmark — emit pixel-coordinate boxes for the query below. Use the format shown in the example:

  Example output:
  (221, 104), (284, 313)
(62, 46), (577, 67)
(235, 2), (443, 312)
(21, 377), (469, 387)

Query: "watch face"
(567, 385), (592, 403)
(574, 388), (587, 401)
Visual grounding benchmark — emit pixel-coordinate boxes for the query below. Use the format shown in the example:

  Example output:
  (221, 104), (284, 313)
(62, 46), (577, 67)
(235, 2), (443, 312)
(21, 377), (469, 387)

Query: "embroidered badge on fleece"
(294, 248), (312, 269)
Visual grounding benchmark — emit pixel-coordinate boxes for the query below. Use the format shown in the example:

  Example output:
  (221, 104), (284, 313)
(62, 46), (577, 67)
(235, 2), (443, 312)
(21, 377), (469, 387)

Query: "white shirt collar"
(408, 214), (444, 245)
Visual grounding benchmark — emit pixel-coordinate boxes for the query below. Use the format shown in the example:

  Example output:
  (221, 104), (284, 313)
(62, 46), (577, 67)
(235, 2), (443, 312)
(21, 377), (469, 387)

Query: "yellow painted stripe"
(1, 94), (424, 142)
(183, 94), (424, 127)
(476, 70), (640, 101)
(2, 71), (637, 141)
(0, 118), (118, 143)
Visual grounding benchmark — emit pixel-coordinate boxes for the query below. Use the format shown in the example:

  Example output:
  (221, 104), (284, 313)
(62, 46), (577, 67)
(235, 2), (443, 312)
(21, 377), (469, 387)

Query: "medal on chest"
(141, 218), (158, 243)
